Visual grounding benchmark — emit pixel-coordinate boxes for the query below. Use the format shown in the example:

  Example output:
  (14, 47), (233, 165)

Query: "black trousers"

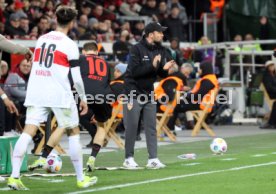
(167, 99), (200, 131)
(79, 109), (97, 139)
(269, 101), (276, 125)
(0, 98), (5, 136)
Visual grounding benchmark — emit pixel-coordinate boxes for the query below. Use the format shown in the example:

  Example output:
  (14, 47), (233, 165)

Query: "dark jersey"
(78, 54), (111, 96)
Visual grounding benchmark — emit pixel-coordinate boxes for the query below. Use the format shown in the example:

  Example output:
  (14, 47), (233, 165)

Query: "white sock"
(11, 133), (32, 178)
(68, 135), (84, 181)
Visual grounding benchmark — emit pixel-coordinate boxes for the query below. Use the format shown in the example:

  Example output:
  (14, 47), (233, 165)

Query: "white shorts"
(25, 103), (79, 129)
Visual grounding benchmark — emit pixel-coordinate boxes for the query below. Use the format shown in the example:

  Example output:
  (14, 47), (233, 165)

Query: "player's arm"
(69, 43), (87, 115)
(0, 34), (33, 58)
(0, 87), (19, 115)
(70, 64), (87, 103)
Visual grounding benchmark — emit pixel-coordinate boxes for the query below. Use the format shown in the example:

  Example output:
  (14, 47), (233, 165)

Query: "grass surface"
(1, 133), (276, 194)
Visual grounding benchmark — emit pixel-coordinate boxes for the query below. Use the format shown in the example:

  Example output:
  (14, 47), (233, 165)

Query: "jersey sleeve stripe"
(33, 48), (41, 62)
(53, 50), (69, 67)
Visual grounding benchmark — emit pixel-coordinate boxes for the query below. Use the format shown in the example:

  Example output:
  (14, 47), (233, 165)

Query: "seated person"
(0, 60), (9, 84)
(4, 59), (32, 134)
(167, 61), (219, 131)
(260, 60), (276, 129)
(155, 63), (192, 131)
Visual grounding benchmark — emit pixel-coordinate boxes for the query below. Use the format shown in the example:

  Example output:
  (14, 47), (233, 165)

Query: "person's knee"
(23, 124), (38, 137)
(93, 124), (106, 145)
(67, 126), (80, 136)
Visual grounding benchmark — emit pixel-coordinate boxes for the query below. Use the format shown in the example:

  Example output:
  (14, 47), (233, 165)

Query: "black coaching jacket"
(124, 36), (172, 97)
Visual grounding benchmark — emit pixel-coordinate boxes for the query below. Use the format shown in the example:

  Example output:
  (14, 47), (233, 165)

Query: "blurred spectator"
(5, 13), (25, 38)
(102, 3), (117, 21)
(193, 36), (214, 63)
(0, 22), (5, 34)
(4, 59), (31, 103)
(77, 14), (88, 37)
(29, 4), (43, 27)
(19, 16), (29, 36)
(0, 0), (7, 23)
(3, 1), (15, 21)
(91, 5), (106, 21)
(259, 16), (269, 50)
(132, 20), (144, 41)
(37, 15), (50, 36)
(163, 5), (186, 41)
(4, 58), (32, 134)
(104, 0), (122, 13)
(153, 1), (168, 23)
(120, 21), (131, 32)
(29, 26), (38, 39)
(44, 0), (54, 13)
(113, 30), (132, 62)
(119, 0), (141, 16)
(167, 0), (188, 25)
(0, 60), (9, 84)
(139, 0), (158, 17)
(234, 34), (242, 42)
(260, 60), (276, 129)
(39, 0), (47, 10)
(166, 37), (184, 66)
(80, 1), (92, 16)
(14, 0), (27, 19)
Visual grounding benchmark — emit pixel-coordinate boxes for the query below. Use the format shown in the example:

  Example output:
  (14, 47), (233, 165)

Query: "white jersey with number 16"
(24, 31), (79, 108)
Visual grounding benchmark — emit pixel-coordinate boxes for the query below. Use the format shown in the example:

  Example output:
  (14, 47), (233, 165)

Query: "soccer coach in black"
(123, 22), (175, 169)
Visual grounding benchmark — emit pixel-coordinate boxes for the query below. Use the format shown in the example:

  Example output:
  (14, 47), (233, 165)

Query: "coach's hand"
(153, 54), (161, 68)
(163, 60), (175, 70)
(25, 49), (33, 62)
(3, 98), (19, 115)
(79, 100), (88, 115)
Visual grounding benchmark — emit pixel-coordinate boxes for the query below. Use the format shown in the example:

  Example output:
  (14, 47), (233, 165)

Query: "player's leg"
(8, 107), (48, 190)
(87, 103), (112, 172)
(53, 102), (97, 187)
(28, 126), (66, 171)
(67, 126), (97, 188)
(143, 102), (166, 169)
(123, 99), (142, 168)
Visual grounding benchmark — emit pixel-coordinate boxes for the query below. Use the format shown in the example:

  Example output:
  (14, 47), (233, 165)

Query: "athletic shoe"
(123, 157), (139, 169)
(28, 157), (47, 171)
(7, 177), (28, 190)
(146, 158), (166, 169)
(86, 156), (96, 172)
(77, 176), (98, 188)
(0, 176), (5, 182)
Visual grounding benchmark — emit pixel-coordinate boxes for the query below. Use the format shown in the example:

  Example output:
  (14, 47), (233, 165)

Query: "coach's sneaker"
(146, 158), (166, 169)
(77, 176), (98, 188)
(28, 157), (47, 171)
(0, 176), (5, 182)
(123, 157), (139, 169)
(86, 156), (96, 172)
(7, 177), (29, 190)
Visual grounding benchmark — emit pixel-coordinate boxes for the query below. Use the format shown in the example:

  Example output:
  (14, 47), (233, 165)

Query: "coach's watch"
(1, 93), (8, 100)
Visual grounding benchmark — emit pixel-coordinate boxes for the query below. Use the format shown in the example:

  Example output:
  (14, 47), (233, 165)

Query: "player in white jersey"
(7, 6), (97, 190)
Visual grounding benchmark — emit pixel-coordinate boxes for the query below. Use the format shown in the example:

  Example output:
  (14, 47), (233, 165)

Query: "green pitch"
(1, 133), (276, 194)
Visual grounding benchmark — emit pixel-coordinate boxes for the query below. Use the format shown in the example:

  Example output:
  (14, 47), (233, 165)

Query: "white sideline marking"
(221, 158), (237, 161)
(67, 161), (276, 194)
(183, 163), (201, 166)
(28, 177), (51, 181)
(251, 154), (267, 157)
(48, 179), (64, 183)
(271, 152), (276, 155)
(28, 177), (64, 183)
(0, 187), (11, 191)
